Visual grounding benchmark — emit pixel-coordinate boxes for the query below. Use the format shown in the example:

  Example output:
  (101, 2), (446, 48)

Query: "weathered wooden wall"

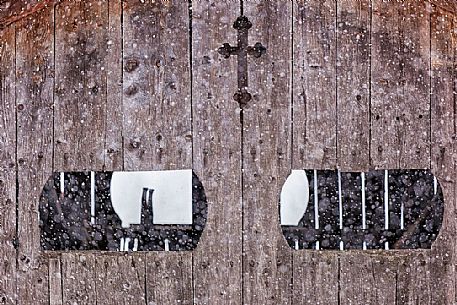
(0, 0), (456, 304)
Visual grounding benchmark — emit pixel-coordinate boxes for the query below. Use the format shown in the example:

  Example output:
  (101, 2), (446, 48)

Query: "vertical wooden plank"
(61, 253), (96, 305)
(337, 0), (370, 171)
(122, 1), (192, 304)
(243, 1), (293, 304)
(0, 25), (17, 305)
(148, 252), (192, 304)
(293, 0), (337, 169)
(293, 252), (339, 304)
(340, 253), (398, 305)
(95, 254), (146, 305)
(430, 6), (456, 305)
(94, 1), (147, 303)
(16, 7), (54, 304)
(370, 2), (434, 304)
(191, 1), (242, 304)
(104, 0), (123, 170)
(371, 0), (431, 169)
(49, 257), (63, 305)
(396, 252), (431, 304)
(54, 0), (108, 171)
(54, 1), (127, 303)
(292, 0), (339, 301)
(123, 0), (192, 171)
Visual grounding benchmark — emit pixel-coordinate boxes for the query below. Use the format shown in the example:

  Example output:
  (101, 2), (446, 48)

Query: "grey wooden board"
(54, 0), (108, 172)
(292, 0), (340, 301)
(293, 0), (337, 169)
(0, 0), (454, 304)
(104, 0), (123, 170)
(122, 0), (192, 171)
(396, 252), (432, 304)
(16, 7), (54, 304)
(340, 252), (398, 304)
(430, 5), (457, 304)
(336, 0), (370, 172)
(61, 253), (97, 305)
(370, 0), (431, 169)
(122, 1), (193, 304)
(243, 1), (293, 304)
(54, 1), (105, 303)
(147, 252), (192, 305)
(191, 1), (242, 304)
(0, 25), (17, 305)
(95, 254), (146, 305)
(293, 251), (339, 304)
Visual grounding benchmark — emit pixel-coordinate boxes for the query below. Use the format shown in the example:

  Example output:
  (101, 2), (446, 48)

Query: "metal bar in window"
(434, 176), (438, 195)
(60, 172), (65, 194)
(361, 172), (367, 250)
(120, 237), (125, 251)
(314, 169), (319, 250)
(384, 169), (389, 250)
(133, 238), (138, 251)
(90, 171), (95, 225)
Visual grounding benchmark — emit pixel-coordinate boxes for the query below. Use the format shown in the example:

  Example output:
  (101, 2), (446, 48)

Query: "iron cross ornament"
(218, 16), (266, 108)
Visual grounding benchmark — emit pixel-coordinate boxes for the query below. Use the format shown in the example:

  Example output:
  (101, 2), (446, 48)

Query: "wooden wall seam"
(0, 22), (17, 305)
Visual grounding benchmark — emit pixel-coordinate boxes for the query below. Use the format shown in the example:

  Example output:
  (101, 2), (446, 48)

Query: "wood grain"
(54, 1), (108, 303)
(292, 1), (340, 302)
(93, 1), (142, 303)
(104, 0), (123, 170)
(0, 25), (16, 305)
(191, 1), (242, 304)
(54, 0), (108, 171)
(0, 1), (453, 304)
(16, 7), (54, 304)
(49, 257), (63, 305)
(396, 252), (432, 304)
(95, 254), (146, 305)
(340, 252), (398, 304)
(371, 0), (431, 169)
(122, 1), (193, 304)
(147, 252), (192, 305)
(243, 1), (293, 304)
(336, 0), (370, 172)
(293, 252), (339, 304)
(430, 5), (456, 304)
(61, 253), (97, 305)
(122, 0), (192, 171)
(293, 0), (337, 169)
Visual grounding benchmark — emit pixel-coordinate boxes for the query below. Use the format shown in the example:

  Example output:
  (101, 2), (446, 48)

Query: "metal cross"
(218, 16), (266, 108)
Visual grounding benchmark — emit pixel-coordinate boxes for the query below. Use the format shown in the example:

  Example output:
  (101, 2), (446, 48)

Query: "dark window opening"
(280, 169), (444, 250)
(39, 170), (207, 251)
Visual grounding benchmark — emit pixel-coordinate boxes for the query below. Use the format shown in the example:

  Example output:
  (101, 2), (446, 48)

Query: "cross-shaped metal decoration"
(218, 16), (266, 108)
